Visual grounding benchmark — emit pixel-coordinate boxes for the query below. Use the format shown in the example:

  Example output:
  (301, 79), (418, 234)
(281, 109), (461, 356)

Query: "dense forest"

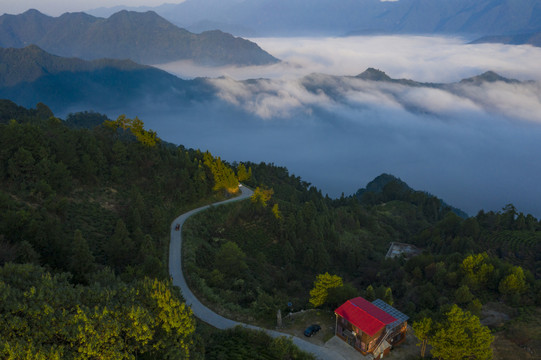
(1, 99), (540, 359)
(184, 164), (540, 318)
(182, 152), (541, 358)
(0, 100), (311, 359)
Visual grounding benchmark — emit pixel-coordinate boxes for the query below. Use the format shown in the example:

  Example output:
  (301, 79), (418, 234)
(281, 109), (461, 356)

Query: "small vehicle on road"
(304, 324), (321, 337)
(175, 224), (180, 231)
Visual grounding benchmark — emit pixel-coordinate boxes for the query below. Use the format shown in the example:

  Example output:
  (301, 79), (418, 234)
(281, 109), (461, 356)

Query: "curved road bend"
(169, 185), (345, 360)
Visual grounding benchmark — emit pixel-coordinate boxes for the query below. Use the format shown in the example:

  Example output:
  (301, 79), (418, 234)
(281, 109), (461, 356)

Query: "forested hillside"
(182, 160), (541, 358)
(0, 100), (311, 359)
(1, 100), (539, 359)
(0, 45), (214, 113)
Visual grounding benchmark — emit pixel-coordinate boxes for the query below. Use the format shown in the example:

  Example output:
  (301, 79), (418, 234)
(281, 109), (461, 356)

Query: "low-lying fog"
(144, 36), (541, 217)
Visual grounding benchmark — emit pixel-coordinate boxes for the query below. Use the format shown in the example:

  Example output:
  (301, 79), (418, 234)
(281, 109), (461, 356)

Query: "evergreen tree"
(365, 285), (376, 302)
(69, 230), (94, 283)
(106, 219), (134, 271)
(383, 287), (394, 306)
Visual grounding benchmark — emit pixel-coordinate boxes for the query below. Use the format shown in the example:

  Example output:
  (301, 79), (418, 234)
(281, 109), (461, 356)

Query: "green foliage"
(383, 287), (394, 306)
(309, 273), (343, 308)
(412, 317), (432, 358)
(0, 263), (196, 360)
(0, 105), (221, 280)
(499, 266), (527, 297)
(69, 230), (95, 284)
(182, 159), (540, 326)
(429, 304), (494, 360)
(365, 285), (376, 301)
(203, 326), (314, 360)
(326, 282), (359, 308)
(215, 241), (248, 277)
(460, 253), (494, 290)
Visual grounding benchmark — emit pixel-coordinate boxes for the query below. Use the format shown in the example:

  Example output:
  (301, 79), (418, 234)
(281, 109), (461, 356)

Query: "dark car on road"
(304, 324), (321, 337)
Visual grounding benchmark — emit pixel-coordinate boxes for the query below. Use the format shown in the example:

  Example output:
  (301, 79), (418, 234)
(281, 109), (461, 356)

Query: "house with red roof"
(334, 297), (408, 358)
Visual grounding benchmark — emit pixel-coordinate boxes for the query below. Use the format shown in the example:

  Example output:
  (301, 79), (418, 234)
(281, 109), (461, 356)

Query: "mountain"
(0, 45), (149, 87)
(0, 44), (529, 119)
(92, 0), (541, 37)
(458, 71), (522, 85)
(355, 68), (434, 87)
(355, 173), (469, 219)
(355, 68), (525, 87)
(0, 45), (214, 113)
(0, 9), (279, 66)
(470, 31), (541, 47)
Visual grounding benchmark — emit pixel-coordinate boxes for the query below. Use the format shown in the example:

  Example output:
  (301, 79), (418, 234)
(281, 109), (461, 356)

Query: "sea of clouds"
(147, 36), (541, 217)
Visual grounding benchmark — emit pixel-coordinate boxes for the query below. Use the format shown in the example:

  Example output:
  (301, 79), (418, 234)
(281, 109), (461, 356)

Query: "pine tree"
(365, 285), (376, 301)
(69, 230), (94, 283)
(383, 287), (394, 306)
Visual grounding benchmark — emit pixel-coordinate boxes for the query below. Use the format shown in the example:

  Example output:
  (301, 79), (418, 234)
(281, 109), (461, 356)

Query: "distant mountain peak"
(356, 68), (392, 81)
(22, 9), (45, 16)
(109, 9), (161, 19)
(460, 71), (519, 84)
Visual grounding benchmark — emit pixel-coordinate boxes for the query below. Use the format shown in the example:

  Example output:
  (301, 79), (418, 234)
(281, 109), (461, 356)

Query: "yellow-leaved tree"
(429, 305), (493, 360)
(309, 272), (343, 308)
(105, 115), (159, 147)
(250, 187), (274, 207)
(412, 317), (432, 358)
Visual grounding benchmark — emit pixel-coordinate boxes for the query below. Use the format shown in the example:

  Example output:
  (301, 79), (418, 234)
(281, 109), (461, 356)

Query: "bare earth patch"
(277, 309), (336, 345)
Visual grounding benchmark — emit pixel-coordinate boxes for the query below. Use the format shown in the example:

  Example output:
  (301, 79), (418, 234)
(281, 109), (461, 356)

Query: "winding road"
(168, 185), (349, 360)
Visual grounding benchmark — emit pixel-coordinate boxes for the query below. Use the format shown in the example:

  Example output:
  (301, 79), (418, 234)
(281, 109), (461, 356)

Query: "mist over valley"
(131, 36), (541, 218)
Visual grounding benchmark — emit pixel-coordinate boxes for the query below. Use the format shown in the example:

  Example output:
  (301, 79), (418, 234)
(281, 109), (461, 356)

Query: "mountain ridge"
(0, 45), (531, 117)
(470, 31), (541, 47)
(0, 9), (279, 66)
(87, 0), (541, 37)
(0, 45), (214, 113)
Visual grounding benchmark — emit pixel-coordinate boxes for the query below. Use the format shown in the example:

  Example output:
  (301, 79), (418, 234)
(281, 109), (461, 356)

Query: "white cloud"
(120, 35), (541, 217)
(207, 71), (541, 123)
(158, 35), (541, 83)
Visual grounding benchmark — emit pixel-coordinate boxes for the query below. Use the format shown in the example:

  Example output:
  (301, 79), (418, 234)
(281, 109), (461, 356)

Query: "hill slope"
(0, 45), (213, 113)
(0, 9), (279, 66)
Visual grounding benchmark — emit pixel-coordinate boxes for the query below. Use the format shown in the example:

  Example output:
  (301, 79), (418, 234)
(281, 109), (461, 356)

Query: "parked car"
(304, 324), (321, 337)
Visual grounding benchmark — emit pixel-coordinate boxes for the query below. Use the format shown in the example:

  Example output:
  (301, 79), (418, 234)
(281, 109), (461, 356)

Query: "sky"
(0, 1), (182, 16)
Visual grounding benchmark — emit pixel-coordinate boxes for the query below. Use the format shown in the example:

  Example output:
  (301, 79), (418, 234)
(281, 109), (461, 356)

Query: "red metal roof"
(335, 297), (397, 337)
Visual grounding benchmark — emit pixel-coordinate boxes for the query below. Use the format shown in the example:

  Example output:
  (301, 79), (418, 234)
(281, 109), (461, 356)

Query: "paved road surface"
(168, 185), (348, 360)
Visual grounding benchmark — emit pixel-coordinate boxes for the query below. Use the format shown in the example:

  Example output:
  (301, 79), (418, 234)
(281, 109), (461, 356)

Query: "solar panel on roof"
(371, 299), (409, 330)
